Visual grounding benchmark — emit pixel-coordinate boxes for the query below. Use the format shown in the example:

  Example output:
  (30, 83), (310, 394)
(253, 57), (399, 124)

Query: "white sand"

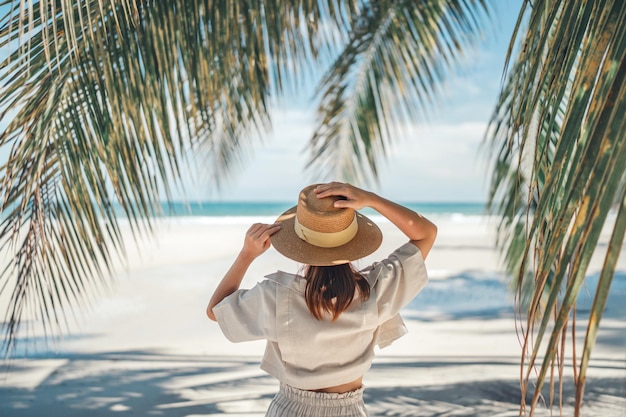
(0, 216), (624, 416)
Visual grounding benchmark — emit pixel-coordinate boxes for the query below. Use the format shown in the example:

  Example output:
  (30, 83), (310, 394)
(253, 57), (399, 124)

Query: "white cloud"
(375, 122), (489, 202)
(182, 107), (316, 201)
(182, 112), (491, 203)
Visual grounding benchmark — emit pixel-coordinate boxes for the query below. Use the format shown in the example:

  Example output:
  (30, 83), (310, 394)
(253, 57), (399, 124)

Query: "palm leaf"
(486, 1), (626, 415)
(0, 0), (302, 357)
(307, 0), (492, 184)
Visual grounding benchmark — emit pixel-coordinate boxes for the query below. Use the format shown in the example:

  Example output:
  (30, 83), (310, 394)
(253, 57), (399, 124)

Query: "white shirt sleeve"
(366, 242), (429, 324)
(212, 280), (277, 343)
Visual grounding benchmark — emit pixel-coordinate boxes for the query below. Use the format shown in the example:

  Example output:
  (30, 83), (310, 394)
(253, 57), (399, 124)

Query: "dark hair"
(303, 263), (371, 321)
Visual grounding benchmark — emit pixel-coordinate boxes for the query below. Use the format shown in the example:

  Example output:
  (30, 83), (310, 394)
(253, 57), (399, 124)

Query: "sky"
(0, 1), (524, 204)
(191, 1), (524, 203)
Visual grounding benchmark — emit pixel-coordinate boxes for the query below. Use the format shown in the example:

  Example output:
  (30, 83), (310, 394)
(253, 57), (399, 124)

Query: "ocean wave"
(112, 213), (497, 226)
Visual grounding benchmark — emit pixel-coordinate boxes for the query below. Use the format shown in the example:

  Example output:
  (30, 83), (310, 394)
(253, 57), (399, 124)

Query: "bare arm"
(315, 182), (437, 258)
(206, 223), (281, 321)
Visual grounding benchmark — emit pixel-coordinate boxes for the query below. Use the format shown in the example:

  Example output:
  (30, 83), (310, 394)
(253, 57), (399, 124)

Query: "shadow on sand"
(0, 351), (624, 417)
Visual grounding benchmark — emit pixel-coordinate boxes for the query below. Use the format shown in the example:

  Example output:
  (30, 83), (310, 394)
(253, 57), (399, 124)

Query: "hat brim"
(270, 206), (382, 266)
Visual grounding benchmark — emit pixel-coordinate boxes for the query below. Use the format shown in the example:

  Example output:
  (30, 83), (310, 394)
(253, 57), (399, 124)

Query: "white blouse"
(213, 242), (428, 390)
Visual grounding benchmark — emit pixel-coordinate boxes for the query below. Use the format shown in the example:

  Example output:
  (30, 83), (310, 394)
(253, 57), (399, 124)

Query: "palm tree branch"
(486, 1), (626, 414)
(523, 2), (623, 365)
(527, 25), (626, 409)
(308, 0), (491, 184)
(0, 0), (283, 356)
(575, 185), (626, 408)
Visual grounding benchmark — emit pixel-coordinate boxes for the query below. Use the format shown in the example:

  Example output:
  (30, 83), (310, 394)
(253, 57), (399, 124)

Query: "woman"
(207, 182), (437, 416)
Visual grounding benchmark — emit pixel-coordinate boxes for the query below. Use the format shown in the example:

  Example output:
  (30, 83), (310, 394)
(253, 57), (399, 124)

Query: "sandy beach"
(0, 215), (624, 416)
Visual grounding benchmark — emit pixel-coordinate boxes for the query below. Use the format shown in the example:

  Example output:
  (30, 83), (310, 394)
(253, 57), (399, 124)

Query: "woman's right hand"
(314, 182), (374, 210)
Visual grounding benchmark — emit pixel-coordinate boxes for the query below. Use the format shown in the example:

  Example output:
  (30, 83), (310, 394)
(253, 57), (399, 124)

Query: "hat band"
(294, 215), (358, 248)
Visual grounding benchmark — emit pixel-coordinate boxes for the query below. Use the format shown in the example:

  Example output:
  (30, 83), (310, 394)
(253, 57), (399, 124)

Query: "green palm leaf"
(0, 0), (318, 356)
(486, 1), (626, 415)
(307, 0), (491, 184)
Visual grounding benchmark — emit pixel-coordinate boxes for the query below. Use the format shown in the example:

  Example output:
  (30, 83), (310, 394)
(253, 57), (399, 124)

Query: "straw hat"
(270, 184), (382, 266)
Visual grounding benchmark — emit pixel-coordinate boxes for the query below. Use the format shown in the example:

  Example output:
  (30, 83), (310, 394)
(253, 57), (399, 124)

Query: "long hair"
(303, 263), (371, 321)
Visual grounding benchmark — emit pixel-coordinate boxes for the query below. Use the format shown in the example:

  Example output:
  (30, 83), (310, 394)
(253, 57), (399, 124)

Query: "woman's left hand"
(241, 223), (282, 259)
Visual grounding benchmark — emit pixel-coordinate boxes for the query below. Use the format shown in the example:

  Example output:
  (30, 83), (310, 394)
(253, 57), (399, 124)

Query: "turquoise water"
(2, 201), (486, 221)
(147, 201), (487, 218)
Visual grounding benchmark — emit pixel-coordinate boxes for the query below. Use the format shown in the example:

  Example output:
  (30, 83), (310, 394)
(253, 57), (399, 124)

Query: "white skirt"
(265, 384), (369, 417)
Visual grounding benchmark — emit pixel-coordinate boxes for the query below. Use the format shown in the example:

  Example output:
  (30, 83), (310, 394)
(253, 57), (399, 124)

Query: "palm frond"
(485, 1), (626, 415)
(307, 0), (492, 184)
(0, 0), (287, 357)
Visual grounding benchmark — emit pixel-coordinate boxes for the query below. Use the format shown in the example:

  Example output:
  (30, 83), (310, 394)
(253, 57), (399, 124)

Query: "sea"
(141, 201), (488, 224)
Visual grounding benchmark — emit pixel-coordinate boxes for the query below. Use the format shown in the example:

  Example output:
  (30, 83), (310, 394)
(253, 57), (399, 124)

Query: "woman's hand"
(314, 182), (374, 210)
(315, 181), (437, 258)
(241, 223), (282, 260)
